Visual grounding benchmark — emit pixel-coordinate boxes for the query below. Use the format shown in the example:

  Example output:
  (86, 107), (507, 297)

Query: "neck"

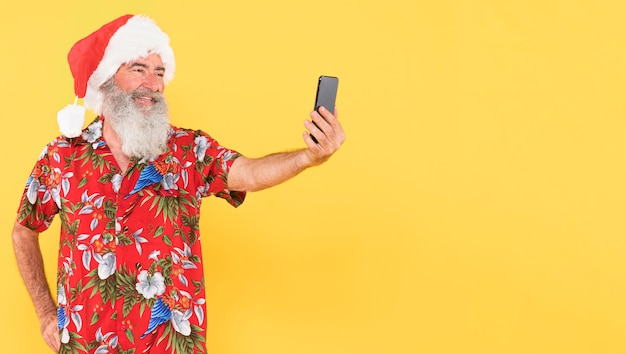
(102, 116), (131, 174)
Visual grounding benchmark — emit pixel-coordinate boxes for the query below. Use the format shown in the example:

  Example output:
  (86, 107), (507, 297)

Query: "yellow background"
(1, 0), (625, 353)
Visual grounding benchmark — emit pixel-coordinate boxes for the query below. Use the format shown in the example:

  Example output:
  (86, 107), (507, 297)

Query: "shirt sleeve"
(192, 130), (246, 207)
(16, 143), (60, 232)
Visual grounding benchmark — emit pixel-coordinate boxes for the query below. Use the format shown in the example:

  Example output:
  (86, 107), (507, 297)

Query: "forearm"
(12, 222), (57, 322)
(228, 106), (345, 192)
(228, 149), (312, 192)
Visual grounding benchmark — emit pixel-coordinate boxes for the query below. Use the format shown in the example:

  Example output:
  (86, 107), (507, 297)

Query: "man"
(12, 14), (344, 353)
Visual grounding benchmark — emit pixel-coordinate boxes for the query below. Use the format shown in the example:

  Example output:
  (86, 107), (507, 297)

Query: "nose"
(141, 74), (164, 92)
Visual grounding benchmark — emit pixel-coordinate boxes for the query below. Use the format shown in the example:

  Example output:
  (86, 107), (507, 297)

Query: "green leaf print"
(90, 312), (100, 326)
(58, 331), (88, 354)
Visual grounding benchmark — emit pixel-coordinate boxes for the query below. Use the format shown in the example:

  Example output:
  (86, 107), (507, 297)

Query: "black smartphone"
(311, 75), (339, 143)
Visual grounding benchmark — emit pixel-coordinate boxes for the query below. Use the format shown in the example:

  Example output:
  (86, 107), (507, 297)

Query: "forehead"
(123, 53), (164, 68)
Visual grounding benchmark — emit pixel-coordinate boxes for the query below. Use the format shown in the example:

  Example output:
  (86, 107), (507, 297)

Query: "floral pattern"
(17, 116), (245, 353)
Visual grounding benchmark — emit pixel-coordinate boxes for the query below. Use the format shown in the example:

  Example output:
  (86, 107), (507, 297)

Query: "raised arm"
(228, 106), (345, 192)
(12, 222), (60, 352)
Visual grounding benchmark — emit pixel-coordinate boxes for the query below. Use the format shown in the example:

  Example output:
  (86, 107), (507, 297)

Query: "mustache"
(131, 89), (164, 103)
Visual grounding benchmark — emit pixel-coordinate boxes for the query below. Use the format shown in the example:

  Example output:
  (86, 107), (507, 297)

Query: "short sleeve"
(191, 130), (246, 207)
(16, 143), (60, 232)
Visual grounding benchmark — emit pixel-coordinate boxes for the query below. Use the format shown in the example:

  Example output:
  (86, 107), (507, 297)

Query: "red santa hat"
(57, 14), (175, 137)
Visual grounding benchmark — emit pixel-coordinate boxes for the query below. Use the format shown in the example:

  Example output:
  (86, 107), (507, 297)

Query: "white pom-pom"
(57, 100), (86, 138)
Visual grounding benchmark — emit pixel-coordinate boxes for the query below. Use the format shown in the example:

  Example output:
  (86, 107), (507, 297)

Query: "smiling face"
(113, 53), (166, 108)
(100, 54), (171, 160)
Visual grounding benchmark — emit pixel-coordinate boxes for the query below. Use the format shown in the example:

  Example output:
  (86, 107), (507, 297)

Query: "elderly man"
(12, 14), (344, 353)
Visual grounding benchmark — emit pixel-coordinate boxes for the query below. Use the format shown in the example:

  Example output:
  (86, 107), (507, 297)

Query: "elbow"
(12, 222), (38, 244)
(227, 156), (258, 192)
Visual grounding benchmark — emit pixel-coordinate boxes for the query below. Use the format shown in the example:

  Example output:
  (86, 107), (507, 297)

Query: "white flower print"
(148, 250), (161, 262)
(94, 327), (118, 353)
(131, 228), (148, 256)
(135, 270), (166, 299)
(161, 172), (179, 191)
(220, 150), (236, 171)
(82, 119), (103, 143)
(61, 327), (70, 344)
(51, 187), (61, 209)
(194, 136), (209, 161)
(54, 167), (75, 197)
(94, 252), (116, 280)
(171, 309), (192, 336)
(26, 177), (41, 205)
(111, 173), (122, 193)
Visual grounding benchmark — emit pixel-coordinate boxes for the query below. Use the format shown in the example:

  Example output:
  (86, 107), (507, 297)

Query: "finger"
(304, 120), (328, 146)
(48, 332), (61, 352)
(315, 106), (332, 123)
(43, 330), (60, 351)
(326, 107), (344, 136)
(310, 109), (333, 135)
(320, 106), (345, 145)
(302, 131), (323, 151)
(41, 314), (60, 352)
(301, 131), (330, 166)
(310, 107), (332, 131)
(317, 106), (339, 127)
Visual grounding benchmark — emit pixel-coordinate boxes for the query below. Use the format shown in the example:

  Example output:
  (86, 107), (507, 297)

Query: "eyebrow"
(128, 62), (166, 72)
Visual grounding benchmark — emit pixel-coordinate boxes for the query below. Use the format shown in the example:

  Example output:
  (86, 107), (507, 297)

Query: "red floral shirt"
(17, 117), (245, 354)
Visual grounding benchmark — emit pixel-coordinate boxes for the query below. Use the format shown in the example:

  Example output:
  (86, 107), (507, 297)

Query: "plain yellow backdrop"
(1, 0), (626, 353)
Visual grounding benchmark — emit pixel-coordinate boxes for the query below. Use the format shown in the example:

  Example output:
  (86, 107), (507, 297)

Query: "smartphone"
(311, 75), (339, 143)
(314, 75), (339, 114)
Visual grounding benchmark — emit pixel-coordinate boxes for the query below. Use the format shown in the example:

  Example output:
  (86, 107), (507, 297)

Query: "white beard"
(101, 80), (171, 160)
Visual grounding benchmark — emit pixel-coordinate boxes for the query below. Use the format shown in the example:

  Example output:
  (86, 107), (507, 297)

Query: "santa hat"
(57, 14), (175, 137)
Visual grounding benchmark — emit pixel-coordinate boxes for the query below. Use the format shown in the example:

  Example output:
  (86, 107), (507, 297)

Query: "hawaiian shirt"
(16, 117), (245, 354)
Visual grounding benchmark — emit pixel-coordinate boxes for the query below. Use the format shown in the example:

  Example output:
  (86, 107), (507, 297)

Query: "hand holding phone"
(311, 75), (339, 143)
